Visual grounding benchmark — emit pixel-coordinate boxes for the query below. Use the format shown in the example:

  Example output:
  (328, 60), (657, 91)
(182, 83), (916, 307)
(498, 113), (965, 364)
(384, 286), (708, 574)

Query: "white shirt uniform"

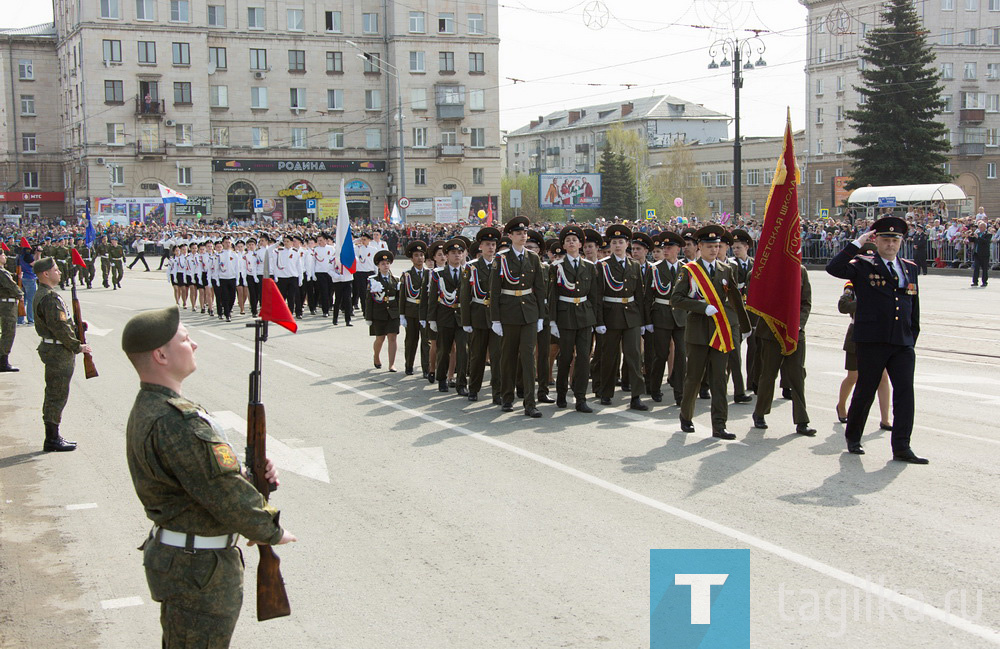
(313, 244), (335, 279)
(270, 247), (303, 283)
(355, 243), (377, 272)
(216, 250), (240, 280)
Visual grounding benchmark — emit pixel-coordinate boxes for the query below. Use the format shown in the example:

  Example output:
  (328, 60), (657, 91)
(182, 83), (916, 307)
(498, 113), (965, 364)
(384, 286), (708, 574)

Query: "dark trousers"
(590, 333), (602, 396)
(353, 271), (373, 314)
(846, 342), (915, 453)
(681, 344), (729, 431)
(157, 249), (170, 270)
(746, 335), (760, 392)
(404, 316), (430, 372)
(641, 330), (655, 393)
(276, 277), (299, 315)
(973, 255), (990, 285)
(753, 335), (809, 424)
(247, 276), (261, 316)
(500, 322), (537, 409)
(728, 341), (746, 396)
(650, 326), (685, 401)
(333, 281), (352, 324)
(599, 326), (643, 400)
(435, 324), (468, 389)
(536, 326), (551, 397)
(468, 327), (500, 395)
(128, 252), (150, 271)
(296, 277), (312, 316)
(315, 273), (333, 315)
(557, 326), (591, 399)
(216, 278), (237, 318)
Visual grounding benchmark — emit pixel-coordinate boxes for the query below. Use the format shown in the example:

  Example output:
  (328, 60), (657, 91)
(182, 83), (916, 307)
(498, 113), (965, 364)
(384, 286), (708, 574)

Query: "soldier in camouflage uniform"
(75, 237), (96, 288)
(108, 236), (126, 289)
(0, 248), (23, 372)
(95, 235), (110, 287)
(32, 257), (90, 452)
(53, 239), (71, 289)
(121, 306), (296, 648)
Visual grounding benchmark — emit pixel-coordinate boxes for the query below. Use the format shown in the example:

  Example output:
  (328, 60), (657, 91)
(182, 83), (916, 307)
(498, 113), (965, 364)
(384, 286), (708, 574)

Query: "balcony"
(546, 146), (560, 156)
(575, 143), (590, 153)
(436, 104), (465, 120)
(437, 144), (465, 161)
(960, 108), (985, 123)
(959, 142), (985, 156)
(135, 95), (165, 118)
(136, 140), (168, 158)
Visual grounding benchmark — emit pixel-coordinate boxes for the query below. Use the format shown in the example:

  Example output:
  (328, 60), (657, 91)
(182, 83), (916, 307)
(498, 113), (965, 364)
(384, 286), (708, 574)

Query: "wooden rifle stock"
(16, 265), (26, 318)
(70, 281), (98, 379)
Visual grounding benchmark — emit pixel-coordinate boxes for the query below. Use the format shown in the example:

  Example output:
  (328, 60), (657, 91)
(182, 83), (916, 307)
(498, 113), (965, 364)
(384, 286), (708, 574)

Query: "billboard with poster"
(833, 176), (852, 208)
(538, 173), (601, 209)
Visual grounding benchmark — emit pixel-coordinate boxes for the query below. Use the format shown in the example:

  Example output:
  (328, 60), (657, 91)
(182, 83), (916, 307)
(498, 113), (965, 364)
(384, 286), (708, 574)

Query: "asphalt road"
(1, 265), (998, 648)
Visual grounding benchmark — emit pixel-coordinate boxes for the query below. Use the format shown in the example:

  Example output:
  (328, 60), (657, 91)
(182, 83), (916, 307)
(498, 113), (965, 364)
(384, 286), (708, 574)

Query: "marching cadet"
(490, 216), (546, 417)
(525, 230), (554, 404)
(311, 233), (334, 318)
(730, 229), (758, 393)
(53, 239), (70, 290)
(593, 224), (649, 411)
(108, 235), (126, 289)
(428, 239), (469, 395)
(0, 247), (22, 372)
(419, 240), (447, 383)
(271, 235), (302, 317)
(399, 240), (431, 377)
(720, 231), (752, 404)
(215, 236), (240, 322)
(248, 237), (265, 317)
(543, 238), (564, 396)
(548, 225), (598, 412)
(330, 234), (354, 327)
(670, 225), (751, 440)
(366, 250), (401, 371)
(461, 227), (501, 403)
(32, 257), (92, 452)
(353, 232), (377, 317)
(630, 232), (654, 395)
(646, 231), (687, 406)
(583, 228), (604, 397)
(681, 229), (698, 263)
(751, 264), (816, 436)
(76, 237), (95, 289)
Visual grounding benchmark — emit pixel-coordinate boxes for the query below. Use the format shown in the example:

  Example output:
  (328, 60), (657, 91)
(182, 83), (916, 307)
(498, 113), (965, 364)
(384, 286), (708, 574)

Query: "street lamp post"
(708, 33), (766, 217)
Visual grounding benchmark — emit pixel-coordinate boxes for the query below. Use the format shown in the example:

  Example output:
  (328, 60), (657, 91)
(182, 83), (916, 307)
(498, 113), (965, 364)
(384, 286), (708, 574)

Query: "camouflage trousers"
(142, 538), (244, 649)
(37, 344), (75, 424)
(100, 258), (110, 283)
(0, 302), (16, 355)
(111, 260), (124, 285)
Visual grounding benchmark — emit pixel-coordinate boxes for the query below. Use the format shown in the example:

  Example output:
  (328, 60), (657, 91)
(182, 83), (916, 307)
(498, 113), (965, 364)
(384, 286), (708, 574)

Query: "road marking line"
(65, 503), (98, 510)
(273, 360), (321, 377)
(809, 404), (1000, 447)
(335, 381), (1000, 645)
(199, 331), (227, 341)
(106, 305), (135, 311)
(100, 596), (142, 609)
(810, 342), (991, 367)
(232, 343), (255, 353)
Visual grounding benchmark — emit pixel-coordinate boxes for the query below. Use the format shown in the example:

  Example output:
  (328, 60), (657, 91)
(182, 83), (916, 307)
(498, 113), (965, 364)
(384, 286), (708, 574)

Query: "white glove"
(400, 316), (407, 328)
(536, 318), (544, 333)
(491, 321), (503, 337)
(419, 320), (427, 328)
(365, 320), (372, 326)
(429, 321), (438, 332)
(595, 325), (607, 335)
(463, 325), (473, 333)
(368, 276), (384, 293)
(704, 305), (719, 317)
(550, 321), (560, 338)
(645, 324), (654, 333)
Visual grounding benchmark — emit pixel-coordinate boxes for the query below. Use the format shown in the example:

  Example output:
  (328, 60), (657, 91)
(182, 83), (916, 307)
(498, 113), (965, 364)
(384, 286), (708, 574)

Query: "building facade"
(801, 0), (1000, 217)
(1, 0), (501, 224)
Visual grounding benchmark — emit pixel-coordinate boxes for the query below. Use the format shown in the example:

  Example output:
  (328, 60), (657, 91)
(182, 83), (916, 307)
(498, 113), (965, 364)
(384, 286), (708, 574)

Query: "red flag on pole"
(746, 109), (802, 355)
(486, 195), (494, 226)
(71, 248), (87, 268)
(20, 237), (30, 249)
(383, 202), (390, 223)
(259, 278), (298, 333)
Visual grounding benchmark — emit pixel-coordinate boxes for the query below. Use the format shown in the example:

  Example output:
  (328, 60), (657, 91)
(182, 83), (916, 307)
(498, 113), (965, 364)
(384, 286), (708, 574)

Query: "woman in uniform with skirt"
(366, 250), (401, 372)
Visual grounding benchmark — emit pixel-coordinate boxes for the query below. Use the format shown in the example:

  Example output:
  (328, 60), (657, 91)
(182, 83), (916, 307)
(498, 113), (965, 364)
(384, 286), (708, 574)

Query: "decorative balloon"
(674, 197), (684, 208)
(477, 209), (486, 220)
(59, 220), (67, 226)
(196, 212), (203, 219)
(303, 217), (310, 224)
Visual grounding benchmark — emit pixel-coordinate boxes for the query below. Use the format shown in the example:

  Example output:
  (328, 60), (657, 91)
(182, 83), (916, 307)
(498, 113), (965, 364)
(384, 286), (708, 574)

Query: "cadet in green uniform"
(583, 228), (604, 398)
(53, 239), (71, 289)
(121, 306), (296, 648)
(96, 235), (111, 287)
(526, 230), (554, 404)
(646, 231), (687, 406)
(109, 236), (126, 289)
(461, 227), (501, 403)
(365, 250), (400, 371)
(0, 248), (23, 372)
(428, 239), (469, 395)
(418, 241), (446, 383)
(76, 237), (95, 289)
(32, 257), (91, 452)
(398, 240), (431, 377)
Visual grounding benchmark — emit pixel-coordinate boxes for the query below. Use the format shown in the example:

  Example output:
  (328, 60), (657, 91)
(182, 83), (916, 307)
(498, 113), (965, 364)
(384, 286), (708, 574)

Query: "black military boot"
(556, 392), (568, 408)
(575, 398), (593, 414)
(0, 355), (18, 372)
(438, 379), (449, 393)
(43, 423), (77, 452)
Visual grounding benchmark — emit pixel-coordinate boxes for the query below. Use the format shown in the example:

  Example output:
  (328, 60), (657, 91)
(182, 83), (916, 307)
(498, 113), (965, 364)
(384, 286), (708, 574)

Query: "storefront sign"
(0, 192), (65, 202)
(174, 196), (214, 216)
(211, 159), (386, 173)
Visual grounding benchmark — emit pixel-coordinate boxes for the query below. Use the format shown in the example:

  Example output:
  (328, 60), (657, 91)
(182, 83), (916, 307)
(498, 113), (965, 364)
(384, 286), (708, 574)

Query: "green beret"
(33, 257), (56, 273)
(121, 306), (180, 354)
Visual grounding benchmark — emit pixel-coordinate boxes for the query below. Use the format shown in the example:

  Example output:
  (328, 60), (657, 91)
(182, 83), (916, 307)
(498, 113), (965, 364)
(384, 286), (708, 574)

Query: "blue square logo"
(650, 549), (750, 649)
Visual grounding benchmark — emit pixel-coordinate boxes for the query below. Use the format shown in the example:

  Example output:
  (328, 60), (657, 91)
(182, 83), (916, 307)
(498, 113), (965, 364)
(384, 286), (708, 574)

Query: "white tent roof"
(847, 183), (968, 204)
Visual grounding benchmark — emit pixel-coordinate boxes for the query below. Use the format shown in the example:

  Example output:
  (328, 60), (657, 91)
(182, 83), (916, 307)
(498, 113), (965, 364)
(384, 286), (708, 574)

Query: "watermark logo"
(650, 550), (750, 649)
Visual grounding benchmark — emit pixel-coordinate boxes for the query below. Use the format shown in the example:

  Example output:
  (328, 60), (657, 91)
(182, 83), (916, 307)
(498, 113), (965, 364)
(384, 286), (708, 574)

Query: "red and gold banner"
(747, 109), (802, 355)
(685, 261), (735, 354)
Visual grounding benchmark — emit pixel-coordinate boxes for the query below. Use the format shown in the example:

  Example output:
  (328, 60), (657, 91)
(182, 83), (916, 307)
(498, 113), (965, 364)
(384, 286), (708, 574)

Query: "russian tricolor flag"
(158, 183), (188, 204)
(334, 179), (356, 274)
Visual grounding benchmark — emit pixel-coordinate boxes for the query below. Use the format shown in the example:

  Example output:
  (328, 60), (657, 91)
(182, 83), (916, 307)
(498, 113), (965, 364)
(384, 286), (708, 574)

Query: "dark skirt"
(845, 350), (857, 372)
(370, 319), (400, 336)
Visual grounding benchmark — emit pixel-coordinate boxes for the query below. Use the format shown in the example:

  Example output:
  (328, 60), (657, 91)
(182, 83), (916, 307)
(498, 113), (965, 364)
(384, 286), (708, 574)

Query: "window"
(816, 107), (824, 124)
(325, 11), (341, 32)
(858, 92), (867, 105)
(469, 88), (485, 111)
(21, 133), (36, 153)
(991, 0), (1000, 9)
(175, 123), (192, 145)
(248, 7), (265, 29)
(170, 0), (189, 22)
(365, 128), (382, 149)
(815, 78), (824, 95)
(23, 171), (39, 189)
(749, 199), (756, 217)
(208, 5), (225, 26)
(107, 122), (125, 145)
(942, 0), (954, 9)
(326, 51), (343, 72)
(468, 13), (485, 34)
(988, 94), (1000, 111)
(291, 128), (307, 148)
(410, 51), (425, 73)
(327, 89), (343, 110)
(470, 128), (485, 148)
(989, 63), (1000, 79)
(414, 168), (426, 185)
(100, 0), (120, 19)
(836, 75), (845, 91)
(177, 166), (192, 185)
(17, 60), (33, 80)
(816, 139), (824, 155)
(989, 162), (998, 179)
(836, 105), (844, 121)
(941, 28), (954, 45)
(409, 11), (425, 33)
(837, 44), (846, 60)
(962, 91), (986, 108)
(817, 48), (826, 63)
(439, 51), (455, 72)
(965, 62), (977, 80)
(252, 127), (268, 148)
(172, 42), (190, 65)
(987, 127), (998, 145)
(287, 9), (304, 31)
(701, 171), (712, 186)
(102, 39), (122, 63)
(289, 87), (306, 109)
(136, 0), (155, 20)
(436, 85), (465, 106)
(174, 82), (192, 104)
(815, 199), (823, 215)
(716, 171), (728, 186)
(473, 168), (484, 185)
(104, 80), (124, 102)
(941, 62), (954, 79)
(966, 29), (977, 45)
(413, 127), (428, 147)
(138, 41), (156, 64)
(110, 165), (124, 185)
(469, 52), (484, 73)
(942, 94), (954, 112)
(992, 28), (1000, 45)
(817, 17), (826, 33)
(746, 168), (760, 185)
(288, 50), (305, 72)
(966, 0), (978, 8)
(250, 49), (267, 70)
(363, 13), (379, 34)
(836, 138), (844, 154)
(411, 88), (427, 110)
(209, 47), (227, 70)
(210, 85), (228, 108)
(328, 129), (344, 149)
(251, 87), (267, 109)
(212, 126), (229, 147)
(438, 12), (455, 33)
(365, 89), (381, 110)
(20, 95), (35, 115)
(363, 53), (381, 73)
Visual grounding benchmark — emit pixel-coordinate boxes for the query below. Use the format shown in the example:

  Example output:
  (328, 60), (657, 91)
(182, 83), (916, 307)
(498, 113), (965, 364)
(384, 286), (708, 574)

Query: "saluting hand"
(856, 230), (873, 246)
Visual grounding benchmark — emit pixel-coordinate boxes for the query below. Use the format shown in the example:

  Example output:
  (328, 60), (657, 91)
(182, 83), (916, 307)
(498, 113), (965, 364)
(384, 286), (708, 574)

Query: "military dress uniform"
(0, 259), (23, 371)
(399, 241), (431, 376)
(645, 233), (687, 406)
(461, 228), (502, 402)
(428, 240), (469, 395)
(365, 257), (400, 337)
(95, 238), (111, 287)
(108, 239), (126, 288)
(728, 232), (755, 402)
(76, 241), (95, 288)
(530, 232), (555, 404)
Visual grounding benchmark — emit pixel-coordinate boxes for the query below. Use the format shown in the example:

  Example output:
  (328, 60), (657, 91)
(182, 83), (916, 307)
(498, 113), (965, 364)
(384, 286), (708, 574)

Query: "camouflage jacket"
(0, 267), (23, 300)
(33, 284), (81, 352)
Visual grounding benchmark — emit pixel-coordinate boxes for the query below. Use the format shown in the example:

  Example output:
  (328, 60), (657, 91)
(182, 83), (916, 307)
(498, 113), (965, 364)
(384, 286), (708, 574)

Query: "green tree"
(596, 144), (626, 220)
(648, 142), (708, 220)
(845, 0), (951, 189)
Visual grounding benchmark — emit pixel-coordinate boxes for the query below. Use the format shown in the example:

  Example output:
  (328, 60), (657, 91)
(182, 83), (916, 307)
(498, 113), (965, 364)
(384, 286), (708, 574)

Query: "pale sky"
(3, 0), (808, 139)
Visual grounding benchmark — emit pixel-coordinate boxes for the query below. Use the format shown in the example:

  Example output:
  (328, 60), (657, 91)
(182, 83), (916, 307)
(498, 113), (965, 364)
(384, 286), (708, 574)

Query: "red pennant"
(20, 237), (30, 249)
(71, 248), (87, 268)
(1, 242), (8, 252)
(259, 278), (297, 333)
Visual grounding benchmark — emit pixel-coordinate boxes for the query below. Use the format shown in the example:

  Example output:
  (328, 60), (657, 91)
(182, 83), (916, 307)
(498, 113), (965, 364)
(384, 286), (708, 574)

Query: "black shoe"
(43, 423), (77, 452)
(516, 389), (525, 399)
(847, 443), (865, 455)
(556, 393), (568, 408)
(438, 381), (449, 393)
(734, 394), (753, 404)
(0, 356), (18, 372)
(448, 379), (456, 388)
(972, 282), (979, 287)
(428, 372), (435, 384)
(651, 392), (663, 403)
(103, 281), (109, 288)
(501, 401), (514, 412)
(374, 362), (382, 369)
(752, 415), (768, 429)
(405, 368), (414, 376)
(468, 392), (478, 402)
(699, 389), (710, 399)
(629, 397), (649, 411)
(621, 383), (631, 392)
(712, 430), (736, 440)
(575, 399), (593, 413)
(346, 322), (353, 327)
(782, 388), (792, 399)
(421, 371), (428, 379)
(525, 407), (543, 418)
(599, 397), (612, 406)
(537, 393), (554, 404)
(680, 418), (695, 433)
(836, 405), (848, 424)
(879, 422), (893, 431)
(456, 386), (469, 397)
(226, 316), (231, 322)
(795, 423), (817, 436)
(892, 450), (929, 464)
(675, 396), (683, 407)
(492, 396), (502, 406)
(332, 319), (338, 325)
